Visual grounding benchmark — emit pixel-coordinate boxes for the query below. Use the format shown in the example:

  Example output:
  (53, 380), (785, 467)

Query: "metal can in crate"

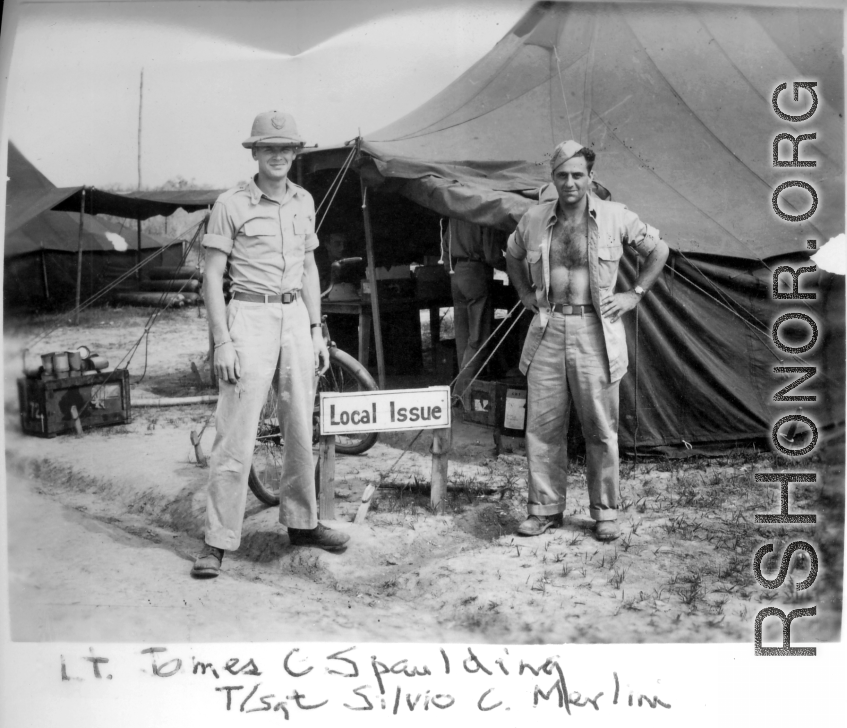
(501, 385), (528, 436)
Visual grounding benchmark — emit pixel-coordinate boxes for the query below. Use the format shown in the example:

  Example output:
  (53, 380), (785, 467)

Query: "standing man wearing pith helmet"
(506, 140), (669, 542)
(192, 111), (350, 578)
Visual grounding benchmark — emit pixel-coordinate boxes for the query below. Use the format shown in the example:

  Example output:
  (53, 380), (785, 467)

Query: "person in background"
(444, 218), (507, 407)
(316, 231), (348, 292)
(192, 110), (350, 579)
(506, 140), (668, 542)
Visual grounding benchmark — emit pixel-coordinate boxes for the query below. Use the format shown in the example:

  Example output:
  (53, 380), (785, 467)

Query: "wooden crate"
(17, 369), (132, 438)
(462, 380), (504, 428)
(462, 380), (527, 435)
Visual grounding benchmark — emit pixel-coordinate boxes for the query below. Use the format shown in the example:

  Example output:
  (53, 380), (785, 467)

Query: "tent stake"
(360, 179), (386, 388)
(74, 187), (86, 325)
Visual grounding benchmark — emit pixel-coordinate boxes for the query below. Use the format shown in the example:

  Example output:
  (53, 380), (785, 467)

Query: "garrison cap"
(242, 110), (305, 149)
(550, 140), (585, 172)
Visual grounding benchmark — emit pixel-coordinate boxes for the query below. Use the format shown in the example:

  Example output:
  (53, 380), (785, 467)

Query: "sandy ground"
(3, 306), (843, 644)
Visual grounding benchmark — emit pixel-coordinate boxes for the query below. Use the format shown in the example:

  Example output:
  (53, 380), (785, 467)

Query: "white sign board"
(319, 386), (451, 435)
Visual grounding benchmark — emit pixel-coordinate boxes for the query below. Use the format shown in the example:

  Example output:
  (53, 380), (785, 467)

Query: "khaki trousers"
(205, 298), (317, 550)
(451, 261), (494, 404)
(525, 312), (619, 522)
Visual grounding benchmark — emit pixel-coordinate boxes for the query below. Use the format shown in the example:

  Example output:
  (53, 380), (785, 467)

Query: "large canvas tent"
(4, 143), (221, 310)
(300, 1), (844, 452)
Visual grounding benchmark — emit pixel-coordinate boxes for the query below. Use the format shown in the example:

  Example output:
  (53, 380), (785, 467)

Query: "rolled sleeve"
(202, 201), (235, 255)
(300, 195), (319, 253)
(304, 232), (319, 253)
(506, 225), (527, 260)
(622, 209), (661, 254)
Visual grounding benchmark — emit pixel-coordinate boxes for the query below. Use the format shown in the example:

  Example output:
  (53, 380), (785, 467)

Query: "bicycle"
(248, 259), (378, 505)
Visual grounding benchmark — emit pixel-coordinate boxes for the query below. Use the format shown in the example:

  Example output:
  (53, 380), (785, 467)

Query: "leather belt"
(233, 290), (300, 304)
(550, 303), (595, 316)
(451, 256), (484, 265)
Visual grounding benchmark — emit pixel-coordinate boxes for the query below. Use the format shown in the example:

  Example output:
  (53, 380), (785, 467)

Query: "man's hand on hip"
(521, 291), (539, 313)
(313, 328), (330, 375)
(600, 290), (640, 323)
(215, 342), (241, 384)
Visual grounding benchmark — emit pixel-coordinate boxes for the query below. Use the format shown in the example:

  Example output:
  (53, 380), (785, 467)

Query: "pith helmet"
(242, 110), (305, 149)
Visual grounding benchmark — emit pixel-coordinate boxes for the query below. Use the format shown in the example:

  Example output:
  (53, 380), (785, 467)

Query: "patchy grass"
(353, 443), (843, 643)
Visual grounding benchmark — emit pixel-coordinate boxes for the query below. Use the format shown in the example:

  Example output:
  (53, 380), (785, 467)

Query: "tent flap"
(314, 1), (844, 260)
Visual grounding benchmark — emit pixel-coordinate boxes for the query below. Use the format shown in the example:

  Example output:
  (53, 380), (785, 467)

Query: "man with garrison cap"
(192, 111), (349, 578)
(506, 141), (669, 542)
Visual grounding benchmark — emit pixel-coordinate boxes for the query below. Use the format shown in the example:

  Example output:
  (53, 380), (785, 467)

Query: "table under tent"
(297, 0), (845, 455)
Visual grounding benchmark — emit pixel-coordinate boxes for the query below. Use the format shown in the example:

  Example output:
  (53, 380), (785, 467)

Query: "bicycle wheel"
(248, 383), (320, 506)
(249, 348), (378, 505)
(248, 381), (284, 505)
(319, 348), (379, 455)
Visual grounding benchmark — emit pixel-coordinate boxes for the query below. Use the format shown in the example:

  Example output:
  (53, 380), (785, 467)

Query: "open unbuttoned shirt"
(507, 193), (661, 383)
(201, 176), (319, 296)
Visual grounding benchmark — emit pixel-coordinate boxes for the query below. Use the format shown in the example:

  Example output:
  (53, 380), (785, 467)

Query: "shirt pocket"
(526, 249), (544, 290)
(293, 213), (315, 237)
(596, 244), (623, 289)
(243, 218), (279, 239)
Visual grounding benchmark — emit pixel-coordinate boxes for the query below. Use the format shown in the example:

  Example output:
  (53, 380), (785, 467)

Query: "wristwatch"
(633, 285), (645, 297)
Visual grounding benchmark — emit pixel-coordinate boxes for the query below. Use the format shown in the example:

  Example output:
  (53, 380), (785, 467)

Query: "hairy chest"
(549, 217), (589, 269)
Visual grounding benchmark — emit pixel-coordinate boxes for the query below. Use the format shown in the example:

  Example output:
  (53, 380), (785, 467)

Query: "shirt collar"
(586, 192), (598, 219)
(247, 175), (303, 205)
(543, 193), (597, 227)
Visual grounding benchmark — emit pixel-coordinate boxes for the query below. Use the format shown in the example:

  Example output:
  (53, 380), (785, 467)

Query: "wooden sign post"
(430, 427), (452, 513)
(318, 434), (336, 519)
(318, 386), (452, 521)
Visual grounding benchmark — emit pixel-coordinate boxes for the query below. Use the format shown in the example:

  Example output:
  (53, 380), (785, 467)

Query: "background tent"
(4, 143), (201, 310)
(299, 1), (844, 453)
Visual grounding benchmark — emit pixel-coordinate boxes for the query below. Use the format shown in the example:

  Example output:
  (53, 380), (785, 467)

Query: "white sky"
(1, 0), (532, 189)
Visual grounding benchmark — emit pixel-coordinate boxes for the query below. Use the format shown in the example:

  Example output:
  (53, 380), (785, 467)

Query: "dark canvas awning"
(50, 187), (223, 220)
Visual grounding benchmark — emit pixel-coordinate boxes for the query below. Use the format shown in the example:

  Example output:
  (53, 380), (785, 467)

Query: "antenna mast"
(137, 68), (144, 190)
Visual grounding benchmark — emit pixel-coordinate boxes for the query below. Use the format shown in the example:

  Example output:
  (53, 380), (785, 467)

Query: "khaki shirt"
(202, 176), (318, 297)
(508, 193), (661, 383)
(446, 218), (506, 270)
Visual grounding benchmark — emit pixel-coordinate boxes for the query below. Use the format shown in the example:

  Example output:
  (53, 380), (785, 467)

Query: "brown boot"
(191, 545), (224, 578)
(288, 523), (350, 551)
(594, 521), (620, 542)
(516, 513), (563, 536)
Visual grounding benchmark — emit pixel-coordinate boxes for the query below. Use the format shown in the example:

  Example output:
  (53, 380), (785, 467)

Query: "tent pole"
(138, 68), (144, 190)
(75, 187), (86, 325)
(633, 256), (640, 466)
(360, 178), (386, 389)
(41, 244), (50, 300)
(137, 217), (142, 280)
